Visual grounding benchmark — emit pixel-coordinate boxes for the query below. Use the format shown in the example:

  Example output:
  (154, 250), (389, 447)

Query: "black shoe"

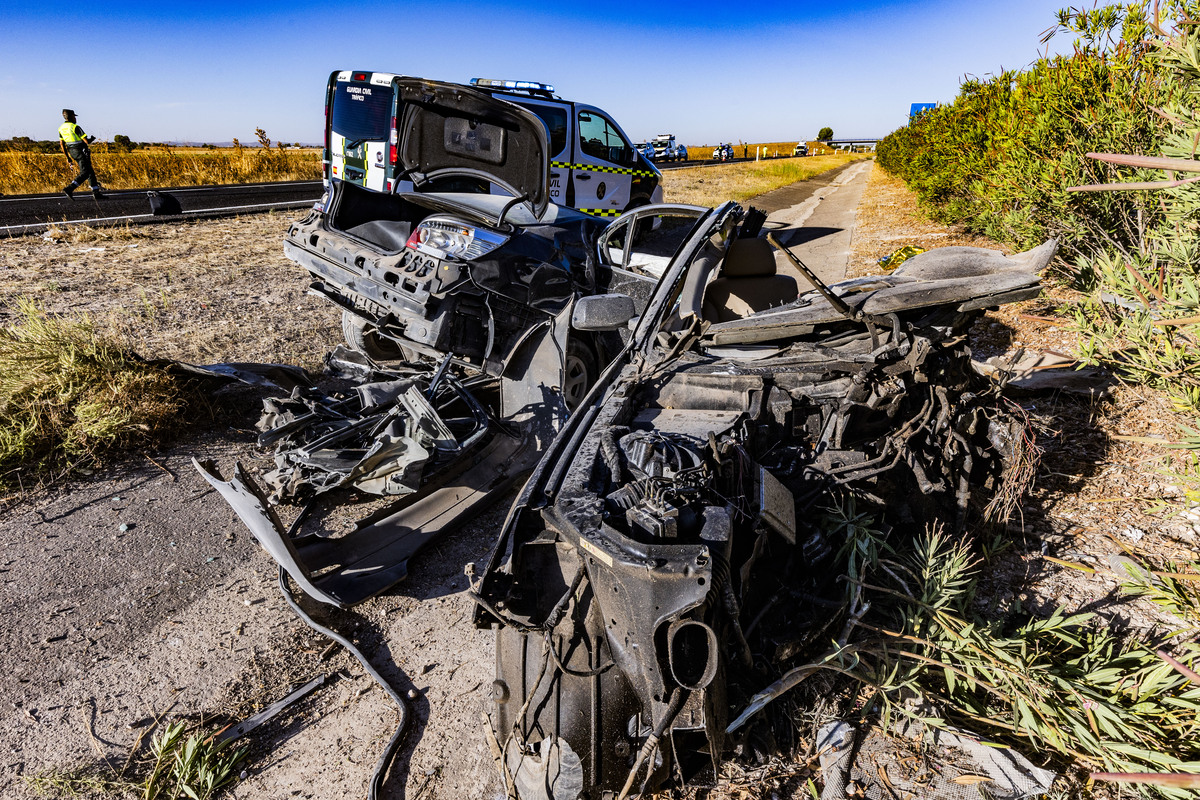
(62, 186), (75, 200)
(91, 188), (104, 199)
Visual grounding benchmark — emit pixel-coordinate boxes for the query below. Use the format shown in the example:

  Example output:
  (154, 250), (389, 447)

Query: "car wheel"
(342, 310), (410, 361)
(563, 338), (597, 411)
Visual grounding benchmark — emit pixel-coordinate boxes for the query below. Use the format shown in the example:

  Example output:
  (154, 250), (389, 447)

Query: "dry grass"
(847, 166), (1014, 279)
(0, 146), (321, 195)
(0, 299), (197, 488)
(661, 153), (870, 207)
(0, 212), (341, 370)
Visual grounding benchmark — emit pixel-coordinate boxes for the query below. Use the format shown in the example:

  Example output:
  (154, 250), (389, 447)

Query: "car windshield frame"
(632, 202), (739, 351)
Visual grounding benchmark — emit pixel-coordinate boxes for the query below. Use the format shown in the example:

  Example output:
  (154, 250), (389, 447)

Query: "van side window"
(578, 111), (628, 162)
(524, 105), (568, 156)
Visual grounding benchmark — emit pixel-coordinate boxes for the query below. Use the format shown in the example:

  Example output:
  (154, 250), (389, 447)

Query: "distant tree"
(112, 134), (134, 152)
(817, 127), (834, 141)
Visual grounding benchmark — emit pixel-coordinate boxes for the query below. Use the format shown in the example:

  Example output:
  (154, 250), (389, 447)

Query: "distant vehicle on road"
(712, 143), (734, 161)
(651, 134), (686, 162)
(793, 142), (808, 156)
(634, 141), (655, 161)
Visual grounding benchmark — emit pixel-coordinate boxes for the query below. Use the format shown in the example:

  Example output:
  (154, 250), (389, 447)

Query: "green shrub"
(877, 3), (1165, 257)
(878, 2), (1200, 411)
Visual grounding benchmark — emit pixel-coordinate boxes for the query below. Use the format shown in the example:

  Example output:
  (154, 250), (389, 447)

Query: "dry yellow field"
(1, 143), (866, 210)
(682, 140), (841, 159)
(0, 146), (322, 195)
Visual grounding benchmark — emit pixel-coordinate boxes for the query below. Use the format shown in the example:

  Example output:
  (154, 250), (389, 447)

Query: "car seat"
(702, 237), (799, 322)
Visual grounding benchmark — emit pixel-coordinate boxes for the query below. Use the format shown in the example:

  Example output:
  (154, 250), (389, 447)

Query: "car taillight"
(389, 118), (398, 164)
(406, 219), (508, 260)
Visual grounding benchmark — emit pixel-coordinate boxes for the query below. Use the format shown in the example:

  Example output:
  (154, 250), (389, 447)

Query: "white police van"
(324, 72), (663, 218)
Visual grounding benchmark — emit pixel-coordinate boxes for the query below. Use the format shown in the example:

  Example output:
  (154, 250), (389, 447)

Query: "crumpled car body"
(196, 198), (715, 608)
(471, 201), (1054, 798)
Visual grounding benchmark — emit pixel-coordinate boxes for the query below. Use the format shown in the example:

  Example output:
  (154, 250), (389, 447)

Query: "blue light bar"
(470, 78), (555, 93)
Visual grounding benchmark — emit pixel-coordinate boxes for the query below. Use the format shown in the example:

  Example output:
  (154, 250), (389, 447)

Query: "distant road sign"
(910, 103), (937, 118)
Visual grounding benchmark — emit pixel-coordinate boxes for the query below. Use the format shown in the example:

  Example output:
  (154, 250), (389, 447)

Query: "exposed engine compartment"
(475, 274), (1033, 799)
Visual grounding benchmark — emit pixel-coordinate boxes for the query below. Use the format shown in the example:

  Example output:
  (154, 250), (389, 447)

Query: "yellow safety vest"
(59, 122), (85, 144)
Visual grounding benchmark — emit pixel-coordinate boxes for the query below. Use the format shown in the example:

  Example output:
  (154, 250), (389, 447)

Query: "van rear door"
(326, 71), (402, 192)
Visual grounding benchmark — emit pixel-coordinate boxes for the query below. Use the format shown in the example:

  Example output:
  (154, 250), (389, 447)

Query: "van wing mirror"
(572, 293), (636, 331)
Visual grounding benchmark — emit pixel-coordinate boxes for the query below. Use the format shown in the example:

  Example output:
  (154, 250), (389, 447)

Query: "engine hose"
(616, 688), (688, 800)
(277, 568), (410, 800)
(708, 554), (753, 669)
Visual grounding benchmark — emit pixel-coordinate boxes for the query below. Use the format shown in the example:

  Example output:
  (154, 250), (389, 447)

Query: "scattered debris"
(195, 306), (571, 608)
(816, 718), (1055, 800)
(214, 673), (330, 746)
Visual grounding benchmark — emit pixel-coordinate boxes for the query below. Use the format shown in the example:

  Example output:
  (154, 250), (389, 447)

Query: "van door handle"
(576, 174), (592, 180)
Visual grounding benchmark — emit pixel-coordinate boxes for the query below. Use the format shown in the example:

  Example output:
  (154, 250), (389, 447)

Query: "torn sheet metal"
(164, 360), (315, 392)
(197, 306), (574, 608)
(816, 720), (1056, 800)
(475, 217), (1050, 798)
(974, 349), (1114, 397)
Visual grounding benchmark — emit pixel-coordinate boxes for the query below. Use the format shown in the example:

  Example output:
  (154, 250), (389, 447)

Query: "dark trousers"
(66, 144), (101, 190)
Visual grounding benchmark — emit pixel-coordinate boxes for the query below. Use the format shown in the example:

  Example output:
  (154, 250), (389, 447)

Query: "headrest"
(721, 237), (776, 278)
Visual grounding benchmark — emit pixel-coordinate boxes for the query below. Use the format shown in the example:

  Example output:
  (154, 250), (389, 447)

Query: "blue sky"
(2, 0), (1071, 145)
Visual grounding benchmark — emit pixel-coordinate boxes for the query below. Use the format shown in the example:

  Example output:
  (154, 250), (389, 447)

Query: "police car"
(323, 72), (663, 217)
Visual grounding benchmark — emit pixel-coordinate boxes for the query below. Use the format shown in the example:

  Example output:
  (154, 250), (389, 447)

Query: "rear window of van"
(331, 81), (392, 142)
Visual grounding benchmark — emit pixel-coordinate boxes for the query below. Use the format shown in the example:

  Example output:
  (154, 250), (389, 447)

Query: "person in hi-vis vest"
(58, 109), (103, 199)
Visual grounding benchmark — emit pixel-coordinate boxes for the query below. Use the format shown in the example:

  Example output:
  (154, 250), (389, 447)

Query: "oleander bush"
(877, 4), (1165, 255)
(879, 2), (1200, 412)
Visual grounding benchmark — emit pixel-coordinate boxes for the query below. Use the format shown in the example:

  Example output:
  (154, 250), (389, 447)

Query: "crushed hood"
(395, 78), (550, 217)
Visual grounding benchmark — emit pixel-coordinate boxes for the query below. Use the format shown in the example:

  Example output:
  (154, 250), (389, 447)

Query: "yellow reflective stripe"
(59, 122), (84, 143)
(550, 159), (657, 178)
(578, 208), (622, 217)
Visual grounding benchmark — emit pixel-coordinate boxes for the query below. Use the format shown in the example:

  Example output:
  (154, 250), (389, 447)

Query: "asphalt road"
(0, 157), (784, 237)
(0, 180), (324, 237)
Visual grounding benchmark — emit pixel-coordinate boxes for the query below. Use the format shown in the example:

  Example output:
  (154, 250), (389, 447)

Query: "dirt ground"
(1, 168), (1196, 800)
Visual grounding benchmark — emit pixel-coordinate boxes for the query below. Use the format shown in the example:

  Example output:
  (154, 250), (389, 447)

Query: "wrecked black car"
(193, 198), (707, 607)
(197, 77), (716, 607)
(285, 76), (640, 407)
(470, 201), (1054, 799)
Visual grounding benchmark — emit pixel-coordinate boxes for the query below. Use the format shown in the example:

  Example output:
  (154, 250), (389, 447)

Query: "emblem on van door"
(597, 181), (606, 199)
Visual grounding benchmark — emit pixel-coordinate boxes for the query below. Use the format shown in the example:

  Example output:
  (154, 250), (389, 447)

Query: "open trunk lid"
(395, 78), (550, 217)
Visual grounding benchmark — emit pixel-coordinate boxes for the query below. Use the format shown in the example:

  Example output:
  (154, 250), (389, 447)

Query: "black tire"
(341, 310), (408, 361)
(563, 338), (597, 411)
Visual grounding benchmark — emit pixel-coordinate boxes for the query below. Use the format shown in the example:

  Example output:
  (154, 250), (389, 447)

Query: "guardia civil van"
(322, 71), (663, 217)
(287, 74), (700, 416)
